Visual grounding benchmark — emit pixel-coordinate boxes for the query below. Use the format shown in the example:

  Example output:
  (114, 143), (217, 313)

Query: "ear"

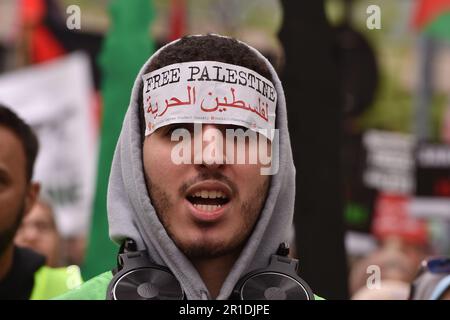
(24, 182), (40, 217)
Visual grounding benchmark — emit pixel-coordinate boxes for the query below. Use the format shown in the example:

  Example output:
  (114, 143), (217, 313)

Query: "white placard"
(0, 53), (98, 237)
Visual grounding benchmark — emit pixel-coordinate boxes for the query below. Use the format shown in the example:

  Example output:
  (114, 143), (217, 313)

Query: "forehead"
(25, 202), (53, 223)
(0, 126), (27, 177)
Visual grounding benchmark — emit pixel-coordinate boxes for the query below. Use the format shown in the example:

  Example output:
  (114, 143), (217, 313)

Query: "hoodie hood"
(107, 35), (296, 300)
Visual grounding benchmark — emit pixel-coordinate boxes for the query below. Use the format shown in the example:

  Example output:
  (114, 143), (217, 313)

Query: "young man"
(0, 105), (82, 299)
(59, 34), (318, 300)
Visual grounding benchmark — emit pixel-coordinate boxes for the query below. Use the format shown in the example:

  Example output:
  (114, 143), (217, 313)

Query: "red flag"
(412, 0), (450, 30)
(21, 0), (65, 63)
(169, 0), (186, 41)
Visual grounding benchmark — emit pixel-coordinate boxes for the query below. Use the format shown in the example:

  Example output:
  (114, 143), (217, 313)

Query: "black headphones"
(106, 239), (314, 300)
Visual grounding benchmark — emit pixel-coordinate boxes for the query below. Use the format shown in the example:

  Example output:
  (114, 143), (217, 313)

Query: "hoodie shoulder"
(54, 271), (113, 300)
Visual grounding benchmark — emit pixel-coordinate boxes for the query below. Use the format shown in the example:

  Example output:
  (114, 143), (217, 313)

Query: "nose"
(194, 124), (227, 169)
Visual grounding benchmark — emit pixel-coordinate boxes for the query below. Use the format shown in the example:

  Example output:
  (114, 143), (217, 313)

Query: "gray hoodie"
(107, 36), (296, 300)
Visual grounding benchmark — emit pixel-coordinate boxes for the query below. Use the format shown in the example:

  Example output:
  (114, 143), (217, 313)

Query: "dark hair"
(138, 34), (273, 139)
(0, 104), (39, 182)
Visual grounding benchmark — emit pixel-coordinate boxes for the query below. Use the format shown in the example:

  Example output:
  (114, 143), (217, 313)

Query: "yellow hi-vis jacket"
(30, 265), (83, 300)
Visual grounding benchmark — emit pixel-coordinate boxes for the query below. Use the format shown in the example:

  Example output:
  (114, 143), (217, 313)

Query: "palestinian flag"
(412, 0), (450, 41)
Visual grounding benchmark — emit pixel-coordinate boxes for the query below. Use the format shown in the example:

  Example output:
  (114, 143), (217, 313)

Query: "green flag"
(82, 0), (154, 280)
(424, 12), (450, 42)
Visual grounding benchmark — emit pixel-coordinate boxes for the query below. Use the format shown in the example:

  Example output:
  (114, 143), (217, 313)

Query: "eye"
(0, 171), (10, 188)
(161, 123), (193, 137)
(222, 124), (248, 134)
(228, 124), (247, 131)
(34, 221), (53, 233)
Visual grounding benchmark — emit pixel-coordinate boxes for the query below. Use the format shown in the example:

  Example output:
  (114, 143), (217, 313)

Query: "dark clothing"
(0, 246), (46, 299)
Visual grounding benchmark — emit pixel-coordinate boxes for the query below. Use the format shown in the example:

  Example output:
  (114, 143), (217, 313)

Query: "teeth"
(190, 190), (228, 199)
(193, 204), (222, 212)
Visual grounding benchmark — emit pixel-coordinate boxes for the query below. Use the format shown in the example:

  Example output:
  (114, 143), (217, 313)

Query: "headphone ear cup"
(236, 271), (314, 300)
(232, 255), (315, 300)
(109, 266), (184, 300)
(107, 249), (185, 300)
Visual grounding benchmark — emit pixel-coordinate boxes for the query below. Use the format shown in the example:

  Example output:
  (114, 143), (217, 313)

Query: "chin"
(175, 235), (237, 259)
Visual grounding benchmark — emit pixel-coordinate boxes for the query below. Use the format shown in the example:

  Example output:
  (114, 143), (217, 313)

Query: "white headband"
(142, 61), (277, 140)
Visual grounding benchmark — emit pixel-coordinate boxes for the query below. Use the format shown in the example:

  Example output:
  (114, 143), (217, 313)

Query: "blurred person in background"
(409, 256), (450, 300)
(0, 105), (82, 299)
(349, 245), (417, 299)
(352, 279), (410, 300)
(14, 197), (87, 268)
(354, 207), (433, 300)
(14, 197), (61, 267)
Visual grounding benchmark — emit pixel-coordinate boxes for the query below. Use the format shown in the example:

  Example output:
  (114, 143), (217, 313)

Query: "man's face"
(15, 202), (60, 266)
(143, 124), (270, 259)
(0, 126), (37, 256)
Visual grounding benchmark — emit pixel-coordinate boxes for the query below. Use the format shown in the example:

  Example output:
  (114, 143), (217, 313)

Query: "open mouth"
(186, 190), (230, 212)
